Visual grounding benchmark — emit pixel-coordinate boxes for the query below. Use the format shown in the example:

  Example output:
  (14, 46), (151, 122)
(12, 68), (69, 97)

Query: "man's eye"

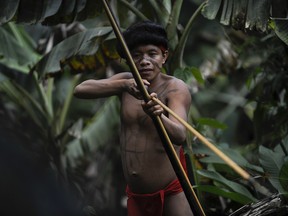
(132, 54), (140, 58)
(149, 52), (157, 57)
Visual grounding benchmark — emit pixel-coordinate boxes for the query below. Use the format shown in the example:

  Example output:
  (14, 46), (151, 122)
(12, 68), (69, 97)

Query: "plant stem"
(119, 0), (149, 21)
(172, 1), (207, 70)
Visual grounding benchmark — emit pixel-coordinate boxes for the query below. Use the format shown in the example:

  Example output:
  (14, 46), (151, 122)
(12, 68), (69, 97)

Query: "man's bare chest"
(120, 94), (148, 126)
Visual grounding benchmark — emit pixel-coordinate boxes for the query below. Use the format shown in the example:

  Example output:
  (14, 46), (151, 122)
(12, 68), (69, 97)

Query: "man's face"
(131, 45), (168, 81)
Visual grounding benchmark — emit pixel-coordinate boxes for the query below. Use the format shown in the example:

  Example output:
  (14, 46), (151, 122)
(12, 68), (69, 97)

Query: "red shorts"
(126, 147), (187, 216)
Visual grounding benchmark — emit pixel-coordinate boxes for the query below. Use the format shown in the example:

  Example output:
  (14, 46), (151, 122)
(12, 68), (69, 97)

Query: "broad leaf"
(66, 97), (120, 166)
(274, 19), (288, 46)
(175, 67), (205, 85)
(0, 78), (48, 129)
(55, 76), (80, 134)
(17, 0), (62, 24)
(0, 71), (6, 82)
(259, 145), (285, 192)
(279, 158), (288, 192)
(231, 0), (247, 29)
(202, 0), (272, 32)
(195, 144), (263, 173)
(197, 169), (257, 201)
(190, 67), (205, 84)
(173, 67), (191, 83)
(35, 27), (113, 77)
(246, 0), (270, 32)
(202, 0), (222, 20)
(0, 0), (19, 24)
(0, 24), (39, 73)
(0, 0), (103, 25)
(195, 185), (254, 204)
(220, 0), (233, 26)
(197, 117), (227, 130)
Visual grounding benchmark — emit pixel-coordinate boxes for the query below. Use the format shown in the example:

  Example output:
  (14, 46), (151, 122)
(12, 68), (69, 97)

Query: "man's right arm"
(74, 72), (132, 99)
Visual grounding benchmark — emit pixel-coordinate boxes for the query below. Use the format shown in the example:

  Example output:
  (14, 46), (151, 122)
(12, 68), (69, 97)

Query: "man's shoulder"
(162, 74), (188, 88)
(160, 74), (191, 101)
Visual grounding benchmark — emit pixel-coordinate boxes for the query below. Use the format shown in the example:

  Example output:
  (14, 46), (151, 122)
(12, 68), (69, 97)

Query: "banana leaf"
(0, 78), (49, 129)
(0, 24), (40, 73)
(0, 0), (19, 24)
(202, 0), (272, 32)
(35, 27), (113, 77)
(0, 0), (103, 25)
(17, 0), (62, 24)
(274, 19), (288, 46)
(66, 96), (120, 167)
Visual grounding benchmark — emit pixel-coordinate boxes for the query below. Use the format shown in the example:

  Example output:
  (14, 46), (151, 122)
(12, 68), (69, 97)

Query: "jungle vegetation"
(0, 0), (288, 215)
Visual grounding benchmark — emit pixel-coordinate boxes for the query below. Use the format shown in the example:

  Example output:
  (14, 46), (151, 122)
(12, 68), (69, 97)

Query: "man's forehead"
(132, 44), (162, 52)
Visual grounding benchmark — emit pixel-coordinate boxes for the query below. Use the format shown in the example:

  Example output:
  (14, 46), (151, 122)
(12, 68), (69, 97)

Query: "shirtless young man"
(74, 21), (193, 216)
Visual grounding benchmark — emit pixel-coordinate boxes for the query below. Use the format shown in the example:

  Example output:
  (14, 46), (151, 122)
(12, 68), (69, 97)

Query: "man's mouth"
(139, 69), (153, 73)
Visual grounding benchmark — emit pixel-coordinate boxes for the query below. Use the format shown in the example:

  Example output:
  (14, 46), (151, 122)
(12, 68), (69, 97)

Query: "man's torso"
(120, 74), (181, 194)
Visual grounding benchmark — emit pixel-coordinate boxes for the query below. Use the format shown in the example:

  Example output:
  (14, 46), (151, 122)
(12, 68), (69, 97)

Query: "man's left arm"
(142, 79), (191, 145)
(160, 80), (191, 144)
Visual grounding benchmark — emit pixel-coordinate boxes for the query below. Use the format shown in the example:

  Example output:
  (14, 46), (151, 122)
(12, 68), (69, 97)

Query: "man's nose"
(139, 56), (150, 66)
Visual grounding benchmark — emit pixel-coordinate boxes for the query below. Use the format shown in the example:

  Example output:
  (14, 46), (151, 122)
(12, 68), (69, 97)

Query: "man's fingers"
(150, 92), (157, 98)
(141, 92), (164, 117)
(142, 79), (150, 85)
(153, 110), (162, 116)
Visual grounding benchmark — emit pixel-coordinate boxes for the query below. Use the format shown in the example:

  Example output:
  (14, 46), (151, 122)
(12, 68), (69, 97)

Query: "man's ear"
(162, 50), (169, 64)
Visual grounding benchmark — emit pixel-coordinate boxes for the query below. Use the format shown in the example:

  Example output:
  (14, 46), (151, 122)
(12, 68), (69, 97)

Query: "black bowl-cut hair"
(117, 21), (168, 59)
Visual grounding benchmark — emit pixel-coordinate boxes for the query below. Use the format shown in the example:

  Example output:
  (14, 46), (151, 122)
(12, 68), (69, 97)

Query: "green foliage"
(202, 0), (270, 31)
(0, 0), (104, 25)
(67, 97), (120, 167)
(259, 144), (288, 193)
(197, 118), (227, 130)
(35, 26), (114, 77)
(272, 19), (288, 46)
(192, 138), (288, 212)
(279, 159), (288, 193)
(1, 0), (288, 214)
(0, 23), (40, 72)
(174, 66), (204, 84)
(196, 185), (254, 204)
(202, 0), (288, 43)
(197, 169), (257, 203)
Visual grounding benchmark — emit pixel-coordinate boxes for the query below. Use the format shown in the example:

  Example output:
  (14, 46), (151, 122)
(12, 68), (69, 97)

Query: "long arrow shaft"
(152, 97), (249, 179)
(151, 97), (272, 196)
